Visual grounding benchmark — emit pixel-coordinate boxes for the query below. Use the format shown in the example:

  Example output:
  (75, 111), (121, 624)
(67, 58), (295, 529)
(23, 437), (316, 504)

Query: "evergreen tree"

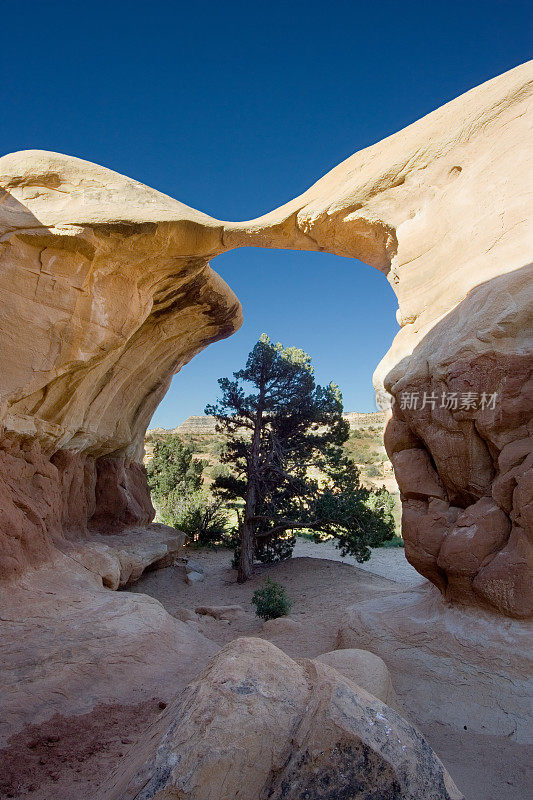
(146, 435), (203, 497)
(206, 335), (394, 582)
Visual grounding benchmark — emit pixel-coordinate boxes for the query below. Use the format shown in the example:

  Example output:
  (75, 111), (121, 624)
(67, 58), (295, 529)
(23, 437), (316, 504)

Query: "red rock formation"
(0, 62), (531, 610)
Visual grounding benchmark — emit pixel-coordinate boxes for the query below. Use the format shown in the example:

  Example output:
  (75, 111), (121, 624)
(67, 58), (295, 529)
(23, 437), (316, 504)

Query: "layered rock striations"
(225, 60), (533, 618)
(0, 152), (242, 579)
(0, 63), (531, 606)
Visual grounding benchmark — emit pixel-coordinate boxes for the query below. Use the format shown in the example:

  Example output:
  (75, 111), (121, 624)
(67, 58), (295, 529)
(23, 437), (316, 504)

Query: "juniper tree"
(146, 435), (203, 497)
(206, 335), (394, 583)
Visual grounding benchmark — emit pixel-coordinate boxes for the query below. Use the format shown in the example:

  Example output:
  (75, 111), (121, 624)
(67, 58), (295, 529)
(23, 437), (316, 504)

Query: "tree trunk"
(238, 440), (259, 582)
(238, 518), (255, 583)
(238, 379), (265, 583)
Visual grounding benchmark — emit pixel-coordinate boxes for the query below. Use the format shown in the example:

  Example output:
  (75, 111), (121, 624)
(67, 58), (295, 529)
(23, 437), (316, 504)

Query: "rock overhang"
(0, 60), (531, 615)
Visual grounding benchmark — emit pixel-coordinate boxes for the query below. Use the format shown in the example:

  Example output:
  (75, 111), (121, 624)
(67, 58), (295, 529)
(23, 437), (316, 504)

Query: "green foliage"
(255, 533), (296, 563)
(208, 463), (231, 481)
(366, 464), (381, 477)
(147, 435), (203, 496)
(231, 533), (296, 567)
(382, 535), (405, 548)
(251, 578), (292, 620)
(349, 447), (373, 464)
(155, 488), (230, 545)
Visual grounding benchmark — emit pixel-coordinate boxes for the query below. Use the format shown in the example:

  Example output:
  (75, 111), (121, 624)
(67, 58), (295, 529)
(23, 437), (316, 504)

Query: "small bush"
(155, 489), (229, 545)
(209, 463), (231, 481)
(366, 464), (381, 477)
(252, 578), (292, 620)
(382, 536), (405, 548)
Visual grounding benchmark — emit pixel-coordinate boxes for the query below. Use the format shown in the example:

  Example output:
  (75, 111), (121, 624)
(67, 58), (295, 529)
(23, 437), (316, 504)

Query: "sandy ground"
(130, 550), (405, 659)
(292, 537), (423, 585)
(2, 546), (529, 799)
(128, 545), (532, 800)
(0, 700), (166, 800)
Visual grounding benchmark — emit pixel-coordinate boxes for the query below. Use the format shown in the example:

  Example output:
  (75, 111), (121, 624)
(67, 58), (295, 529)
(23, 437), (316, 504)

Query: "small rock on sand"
(261, 616), (302, 635)
(195, 604), (244, 620)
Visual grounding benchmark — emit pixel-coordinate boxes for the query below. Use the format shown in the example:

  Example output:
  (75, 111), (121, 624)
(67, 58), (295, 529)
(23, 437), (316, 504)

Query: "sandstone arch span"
(0, 60), (531, 619)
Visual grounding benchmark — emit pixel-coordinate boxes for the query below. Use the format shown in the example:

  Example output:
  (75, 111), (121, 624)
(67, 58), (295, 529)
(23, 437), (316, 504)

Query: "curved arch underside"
(0, 61), (531, 617)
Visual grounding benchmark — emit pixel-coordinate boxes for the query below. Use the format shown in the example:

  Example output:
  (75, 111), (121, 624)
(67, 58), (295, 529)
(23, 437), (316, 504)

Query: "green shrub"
(382, 536), (405, 548)
(251, 578), (292, 620)
(366, 464), (381, 477)
(147, 435), (203, 496)
(209, 463), (231, 481)
(155, 489), (229, 545)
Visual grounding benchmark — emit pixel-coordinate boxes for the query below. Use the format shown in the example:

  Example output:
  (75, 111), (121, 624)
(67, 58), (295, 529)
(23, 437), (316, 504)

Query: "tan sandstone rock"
(313, 648), (399, 710)
(0, 554), (218, 747)
(338, 583), (533, 743)
(0, 151), (242, 580)
(116, 638), (462, 800)
(260, 615), (302, 635)
(221, 60), (533, 617)
(1, 61), (531, 616)
(0, 60), (531, 798)
(195, 604), (244, 620)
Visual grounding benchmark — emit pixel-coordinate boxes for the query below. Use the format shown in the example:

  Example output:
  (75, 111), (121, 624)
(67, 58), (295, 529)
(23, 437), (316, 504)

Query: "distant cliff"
(148, 411), (387, 437)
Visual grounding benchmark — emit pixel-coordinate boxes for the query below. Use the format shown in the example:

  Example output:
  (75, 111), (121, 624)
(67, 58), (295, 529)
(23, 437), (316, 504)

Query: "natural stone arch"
(0, 60), (531, 618)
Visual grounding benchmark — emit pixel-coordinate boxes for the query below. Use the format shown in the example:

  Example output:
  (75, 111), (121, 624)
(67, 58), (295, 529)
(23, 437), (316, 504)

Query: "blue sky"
(2, 1), (530, 426)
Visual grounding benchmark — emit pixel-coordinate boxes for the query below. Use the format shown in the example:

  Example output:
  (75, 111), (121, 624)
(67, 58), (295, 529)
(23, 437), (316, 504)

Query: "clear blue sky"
(2, 1), (530, 426)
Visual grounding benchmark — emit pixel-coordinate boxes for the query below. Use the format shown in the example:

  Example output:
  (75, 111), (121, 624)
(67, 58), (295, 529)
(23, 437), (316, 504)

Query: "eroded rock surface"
(0, 553), (218, 747)
(225, 60), (533, 617)
(338, 583), (533, 743)
(117, 638), (462, 800)
(0, 152), (242, 579)
(1, 61), (531, 615)
(314, 647), (400, 710)
(0, 59), (531, 799)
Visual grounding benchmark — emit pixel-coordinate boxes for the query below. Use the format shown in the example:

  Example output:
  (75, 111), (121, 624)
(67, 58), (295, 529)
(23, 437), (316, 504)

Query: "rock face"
(2, 62), (531, 614)
(314, 648), (399, 710)
(0, 551), (218, 747)
(338, 583), (533, 743)
(224, 59), (531, 618)
(0, 61), (531, 799)
(0, 151), (242, 579)
(118, 638), (462, 800)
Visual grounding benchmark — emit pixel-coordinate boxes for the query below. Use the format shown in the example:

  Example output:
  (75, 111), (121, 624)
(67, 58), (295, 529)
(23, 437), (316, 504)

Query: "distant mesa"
(148, 410), (387, 437)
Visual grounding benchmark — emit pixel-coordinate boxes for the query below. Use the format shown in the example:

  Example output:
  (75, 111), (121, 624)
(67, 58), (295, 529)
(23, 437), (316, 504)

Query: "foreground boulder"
(314, 648), (400, 711)
(338, 583), (533, 743)
(120, 638), (462, 800)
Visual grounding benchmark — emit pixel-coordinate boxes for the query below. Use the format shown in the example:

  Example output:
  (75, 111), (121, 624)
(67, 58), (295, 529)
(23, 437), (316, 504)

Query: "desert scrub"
(382, 536), (405, 548)
(252, 579), (292, 620)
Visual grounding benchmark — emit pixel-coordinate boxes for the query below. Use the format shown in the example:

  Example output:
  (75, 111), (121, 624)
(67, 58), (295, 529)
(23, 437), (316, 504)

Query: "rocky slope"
(0, 60), (531, 799)
(155, 410), (387, 435)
